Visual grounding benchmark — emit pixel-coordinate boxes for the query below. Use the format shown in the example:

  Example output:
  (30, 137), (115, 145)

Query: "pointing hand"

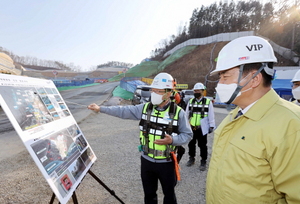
(87, 103), (100, 113)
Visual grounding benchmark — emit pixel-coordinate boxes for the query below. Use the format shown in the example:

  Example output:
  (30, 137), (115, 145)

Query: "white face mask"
(216, 73), (253, 104)
(216, 84), (252, 103)
(151, 92), (163, 105)
(292, 86), (300, 99)
(215, 83), (241, 103)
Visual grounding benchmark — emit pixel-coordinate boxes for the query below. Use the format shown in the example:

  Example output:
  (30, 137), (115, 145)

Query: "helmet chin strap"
(225, 64), (266, 104)
(161, 91), (171, 103)
(225, 66), (243, 104)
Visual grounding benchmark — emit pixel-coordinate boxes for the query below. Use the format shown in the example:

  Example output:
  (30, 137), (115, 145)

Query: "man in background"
(185, 82), (215, 171)
(291, 69), (300, 106)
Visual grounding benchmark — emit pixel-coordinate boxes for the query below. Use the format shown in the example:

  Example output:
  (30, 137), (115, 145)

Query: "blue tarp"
(120, 79), (147, 93)
(272, 79), (292, 100)
(272, 79), (292, 89)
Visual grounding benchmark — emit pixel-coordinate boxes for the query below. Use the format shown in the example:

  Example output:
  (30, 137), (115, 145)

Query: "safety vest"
(188, 97), (210, 126)
(139, 102), (181, 159)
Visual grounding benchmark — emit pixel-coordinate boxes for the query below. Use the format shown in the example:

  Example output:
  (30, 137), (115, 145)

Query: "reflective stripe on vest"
(139, 102), (180, 159)
(188, 98), (210, 126)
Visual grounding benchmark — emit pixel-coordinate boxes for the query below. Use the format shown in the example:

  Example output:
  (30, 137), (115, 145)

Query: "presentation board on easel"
(0, 74), (97, 204)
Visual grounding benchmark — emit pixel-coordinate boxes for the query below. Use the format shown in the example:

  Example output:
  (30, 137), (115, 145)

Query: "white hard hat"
(211, 36), (277, 75)
(193, 83), (206, 90)
(150, 72), (174, 89)
(291, 69), (300, 82)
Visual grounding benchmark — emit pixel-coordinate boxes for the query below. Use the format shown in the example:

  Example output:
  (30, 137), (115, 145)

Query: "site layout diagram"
(0, 74), (97, 204)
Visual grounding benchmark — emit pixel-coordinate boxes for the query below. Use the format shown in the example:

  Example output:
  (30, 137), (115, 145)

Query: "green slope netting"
(158, 45), (197, 72)
(55, 45), (197, 99)
(108, 61), (160, 82)
(112, 85), (134, 100)
(108, 45), (198, 99)
(108, 45), (197, 82)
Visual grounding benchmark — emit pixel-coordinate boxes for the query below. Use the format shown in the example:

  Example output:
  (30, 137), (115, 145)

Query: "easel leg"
(88, 170), (125, 204)
(49, 170), (125, 204)
(49, 193), (58, 204)
(49, 192), (78, 204)
(72, 192), (79, 204)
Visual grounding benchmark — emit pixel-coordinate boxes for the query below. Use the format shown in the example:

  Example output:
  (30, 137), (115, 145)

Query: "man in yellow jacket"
(206, 36), (300, 203)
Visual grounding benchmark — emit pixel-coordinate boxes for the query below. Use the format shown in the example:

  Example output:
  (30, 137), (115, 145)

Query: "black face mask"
(194, 93), (201, 98)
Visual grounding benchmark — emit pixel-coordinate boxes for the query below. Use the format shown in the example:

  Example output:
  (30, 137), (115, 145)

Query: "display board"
(0, 74), (97, 204)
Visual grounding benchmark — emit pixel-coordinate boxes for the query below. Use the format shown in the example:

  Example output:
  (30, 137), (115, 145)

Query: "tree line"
(0, 46), (82, 71)
(151, 0), (300, 61)
(0, 47), (133, 72)
(97, 61), (133, 69)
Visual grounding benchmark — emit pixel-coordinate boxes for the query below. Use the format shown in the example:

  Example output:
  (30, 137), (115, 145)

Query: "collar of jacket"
(155, 101), (171, 111)
(229, 89), (279, 121)
(195, 97), (203, 102)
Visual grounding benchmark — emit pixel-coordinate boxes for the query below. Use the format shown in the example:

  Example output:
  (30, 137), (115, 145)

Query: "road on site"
(60, 81), (119, 123)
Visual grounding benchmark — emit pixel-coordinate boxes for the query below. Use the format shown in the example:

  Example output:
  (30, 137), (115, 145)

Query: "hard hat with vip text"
(211, 36), (277, 75)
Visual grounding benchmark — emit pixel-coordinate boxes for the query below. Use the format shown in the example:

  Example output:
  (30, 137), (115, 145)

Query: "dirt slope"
(163, 42), (225, 96)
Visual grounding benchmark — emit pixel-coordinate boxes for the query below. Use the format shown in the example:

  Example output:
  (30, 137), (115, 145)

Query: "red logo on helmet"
(238, 56), (249, 61)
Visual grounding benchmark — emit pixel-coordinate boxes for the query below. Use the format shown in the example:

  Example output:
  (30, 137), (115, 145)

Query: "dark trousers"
(188, 127), (207, 161)
(141, 156), (177, 204)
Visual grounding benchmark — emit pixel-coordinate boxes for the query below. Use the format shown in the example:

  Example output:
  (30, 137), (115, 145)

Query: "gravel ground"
(0, 99), (227, 204)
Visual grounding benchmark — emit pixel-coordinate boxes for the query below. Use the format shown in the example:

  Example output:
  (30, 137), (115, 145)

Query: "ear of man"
(252, 72), (263, 89)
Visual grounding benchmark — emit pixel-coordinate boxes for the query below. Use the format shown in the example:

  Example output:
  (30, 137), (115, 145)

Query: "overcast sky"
(0, 0), (235, 70)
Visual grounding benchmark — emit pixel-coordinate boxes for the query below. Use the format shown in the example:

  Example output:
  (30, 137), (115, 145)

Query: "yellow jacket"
(206, 89), (300, 204)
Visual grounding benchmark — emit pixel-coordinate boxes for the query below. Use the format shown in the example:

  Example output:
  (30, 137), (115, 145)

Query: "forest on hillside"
(151, 0), (300, 61)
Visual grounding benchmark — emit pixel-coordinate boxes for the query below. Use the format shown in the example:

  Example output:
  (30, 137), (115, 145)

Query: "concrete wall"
(163, 31), (254, 57)
(164, 31), (300, 66)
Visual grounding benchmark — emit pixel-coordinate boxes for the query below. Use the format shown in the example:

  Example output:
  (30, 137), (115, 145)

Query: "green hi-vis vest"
(188, 97), (210, 126)
(139, 102), (181, 159)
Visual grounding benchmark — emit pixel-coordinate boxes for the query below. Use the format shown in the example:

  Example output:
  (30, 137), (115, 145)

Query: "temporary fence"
(141, 77), (153, 85)
(52, 79), (95, 87)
